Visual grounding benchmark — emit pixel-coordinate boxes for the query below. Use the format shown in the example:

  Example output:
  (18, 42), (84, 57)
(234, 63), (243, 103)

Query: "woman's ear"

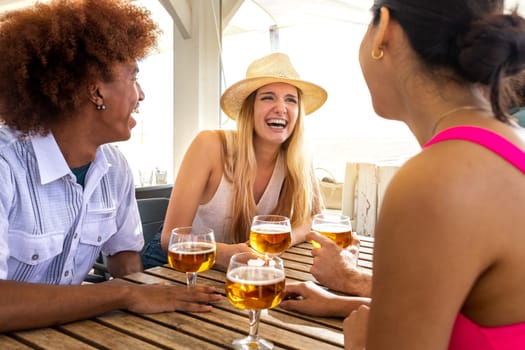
(372, 7), (391, 55)
(88, 83), (103, 106)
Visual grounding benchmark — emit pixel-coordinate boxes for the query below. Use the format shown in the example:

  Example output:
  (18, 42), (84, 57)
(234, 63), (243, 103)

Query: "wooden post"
(342, 161), (402, 237)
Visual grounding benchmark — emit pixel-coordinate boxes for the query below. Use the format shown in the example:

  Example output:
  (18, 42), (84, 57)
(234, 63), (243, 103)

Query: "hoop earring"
(96, 104), (106, 111)
(371, 49), (384, 60)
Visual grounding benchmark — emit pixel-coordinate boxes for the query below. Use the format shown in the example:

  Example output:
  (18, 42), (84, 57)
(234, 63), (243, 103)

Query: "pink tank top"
(424, 126), (525, 172)
(424, 126), (525, 350)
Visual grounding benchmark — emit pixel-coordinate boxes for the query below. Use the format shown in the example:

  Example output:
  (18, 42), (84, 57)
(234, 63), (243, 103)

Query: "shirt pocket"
(8, 230), (65, 265)
(79, 207), (118, 247)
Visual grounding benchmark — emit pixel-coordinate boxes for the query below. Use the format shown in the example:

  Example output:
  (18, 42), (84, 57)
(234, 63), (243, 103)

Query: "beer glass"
(311, 213), (353, 249)
(249, 215), (291, 256)
(226, 252), (286, 350)
(167, 226), (216, 288)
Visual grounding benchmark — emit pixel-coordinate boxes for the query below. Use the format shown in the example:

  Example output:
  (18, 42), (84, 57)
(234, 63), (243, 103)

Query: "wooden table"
(0, 237), (374, 350)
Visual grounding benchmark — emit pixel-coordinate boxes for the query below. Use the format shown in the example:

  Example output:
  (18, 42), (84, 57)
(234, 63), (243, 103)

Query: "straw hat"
(220, 52), (328, 120)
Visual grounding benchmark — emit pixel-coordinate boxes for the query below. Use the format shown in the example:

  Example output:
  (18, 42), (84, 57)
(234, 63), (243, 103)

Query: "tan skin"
(0, 61), (221, 333)
(161, 82), (312, 268)
(279, 231), (372, 317)
(345, 7), (525, 349)
(280, 280), (370, 318)
(307, 231), (371, 297)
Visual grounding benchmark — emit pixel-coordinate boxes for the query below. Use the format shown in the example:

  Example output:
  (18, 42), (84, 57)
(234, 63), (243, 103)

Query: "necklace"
(431, 105), (485, 135)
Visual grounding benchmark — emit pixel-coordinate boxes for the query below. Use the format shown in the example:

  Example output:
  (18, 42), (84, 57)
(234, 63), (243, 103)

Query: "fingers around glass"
(311, 213), (353, 248)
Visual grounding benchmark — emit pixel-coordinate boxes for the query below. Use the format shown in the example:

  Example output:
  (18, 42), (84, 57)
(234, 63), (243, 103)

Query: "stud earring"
(371, 49), (384, 60)
(96, 104), (106, 111)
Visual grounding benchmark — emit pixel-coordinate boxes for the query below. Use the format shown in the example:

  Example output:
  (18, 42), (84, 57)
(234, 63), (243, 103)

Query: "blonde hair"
(220, 89), (322, 243)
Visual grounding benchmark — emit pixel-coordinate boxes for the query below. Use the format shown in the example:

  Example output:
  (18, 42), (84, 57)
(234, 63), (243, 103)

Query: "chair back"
(85, 197), (170, 283)
(137, 197), (170, 247)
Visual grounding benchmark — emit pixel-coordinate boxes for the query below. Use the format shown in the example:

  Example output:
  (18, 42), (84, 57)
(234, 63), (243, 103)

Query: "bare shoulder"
(378, 142), (500, 248)
(191, 130), (222, 149)
(184, 130), (223, 161)
(375, 137), (525, 280)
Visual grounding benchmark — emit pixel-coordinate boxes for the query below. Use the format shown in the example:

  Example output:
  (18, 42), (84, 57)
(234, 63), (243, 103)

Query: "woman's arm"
(279, 281), (370, 317)
(161, 130), (223, 252)
(290, 217), (313, 245)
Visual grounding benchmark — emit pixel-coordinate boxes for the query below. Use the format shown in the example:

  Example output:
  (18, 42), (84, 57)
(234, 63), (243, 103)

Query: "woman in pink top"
(344, 0), (525, 349)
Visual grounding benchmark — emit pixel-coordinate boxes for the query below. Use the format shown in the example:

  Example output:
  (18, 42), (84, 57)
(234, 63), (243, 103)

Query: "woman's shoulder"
(193, 129), (236, 145)
(188, 129), (222, 151)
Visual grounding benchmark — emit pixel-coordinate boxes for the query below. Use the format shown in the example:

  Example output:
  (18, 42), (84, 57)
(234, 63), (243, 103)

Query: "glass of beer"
(167, 226), (216, 288)
(249, 215), (291, 256)
(226, 251), (286, 350)
(311, 213), (353, 249)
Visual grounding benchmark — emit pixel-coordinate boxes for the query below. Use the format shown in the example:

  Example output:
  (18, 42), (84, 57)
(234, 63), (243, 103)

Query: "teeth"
(267, 119), (287, 127)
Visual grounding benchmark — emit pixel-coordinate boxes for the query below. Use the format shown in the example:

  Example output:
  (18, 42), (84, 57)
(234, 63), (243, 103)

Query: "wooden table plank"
(0, 335), (35, 350)
(10, 328), (97, 350)
(286, 245), (314, 256)
(142, 301), (343, 350)
(59, 320), (162, 349)
(281, 251), (314, 265)
(97, 311), (224, 350)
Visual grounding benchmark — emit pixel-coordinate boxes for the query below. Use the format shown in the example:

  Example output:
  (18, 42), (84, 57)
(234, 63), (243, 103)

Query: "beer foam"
(312, 223), (351, 233)
(252, 223), (291, 234)
(247, 258), (265, 267)
(227, 266), (285, 285)
(168, 242), (216, 254)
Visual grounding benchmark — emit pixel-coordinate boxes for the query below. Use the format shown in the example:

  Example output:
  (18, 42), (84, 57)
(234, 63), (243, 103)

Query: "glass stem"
(248, 309), (261, 341)
(186, 272), (197, 288)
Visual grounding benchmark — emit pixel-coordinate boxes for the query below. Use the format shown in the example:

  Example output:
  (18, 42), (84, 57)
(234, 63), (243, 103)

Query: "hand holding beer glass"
(249, 215), (292, 256)
(226, 252), (286, 350)
(311, 213), (353, 249)
(167, 226), (216, 288)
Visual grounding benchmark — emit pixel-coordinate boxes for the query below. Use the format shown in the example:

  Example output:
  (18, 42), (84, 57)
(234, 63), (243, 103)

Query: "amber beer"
(312, 223), (353, 248)
(226, 266), (286, 310)
(250, 224), (291, 255)
(168, 242), (216, 273)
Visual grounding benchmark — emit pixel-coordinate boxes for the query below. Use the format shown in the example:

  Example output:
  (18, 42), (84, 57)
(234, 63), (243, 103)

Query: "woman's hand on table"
(279, 281), (370, 317)
(344, 304), (369, 350)
(214, 241), (252, 269)
(307, 231), (372, 297)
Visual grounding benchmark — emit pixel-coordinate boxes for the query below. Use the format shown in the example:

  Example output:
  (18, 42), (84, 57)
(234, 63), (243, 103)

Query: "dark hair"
(372, 0), (525, 123)
(506, 70), (525, 109)
(0, 0), (160, 134)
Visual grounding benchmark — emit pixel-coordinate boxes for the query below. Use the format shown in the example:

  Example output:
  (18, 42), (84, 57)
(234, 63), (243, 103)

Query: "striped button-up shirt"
(0, 127), (143, 285)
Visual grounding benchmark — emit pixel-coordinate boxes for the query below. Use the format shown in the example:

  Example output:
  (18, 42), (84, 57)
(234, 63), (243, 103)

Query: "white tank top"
(191, 155), (285, 243)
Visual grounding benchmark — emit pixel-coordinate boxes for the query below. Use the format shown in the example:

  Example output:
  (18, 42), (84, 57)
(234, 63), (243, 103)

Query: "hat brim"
(221, 76), (327, 120)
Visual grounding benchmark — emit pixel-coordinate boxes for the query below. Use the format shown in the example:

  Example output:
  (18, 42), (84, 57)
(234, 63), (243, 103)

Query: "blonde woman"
(142, 53), (327, 268)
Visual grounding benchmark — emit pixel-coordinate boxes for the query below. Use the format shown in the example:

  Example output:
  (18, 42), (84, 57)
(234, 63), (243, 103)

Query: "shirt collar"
(31, 132), (110, 185)
(31, 132), (70, 185)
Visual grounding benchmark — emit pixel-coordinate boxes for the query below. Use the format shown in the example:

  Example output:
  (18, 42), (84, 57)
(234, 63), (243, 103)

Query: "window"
(114, 0), (174, 187)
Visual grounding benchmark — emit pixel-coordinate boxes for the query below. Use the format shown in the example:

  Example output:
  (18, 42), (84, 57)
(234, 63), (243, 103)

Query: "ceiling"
(0, 0), (371, 24)
(3, 0), (524, 29)
(224, 0), (371, 35)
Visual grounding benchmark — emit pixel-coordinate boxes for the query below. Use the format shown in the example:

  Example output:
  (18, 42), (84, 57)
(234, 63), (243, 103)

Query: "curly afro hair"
(0, 0), (160, 134)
